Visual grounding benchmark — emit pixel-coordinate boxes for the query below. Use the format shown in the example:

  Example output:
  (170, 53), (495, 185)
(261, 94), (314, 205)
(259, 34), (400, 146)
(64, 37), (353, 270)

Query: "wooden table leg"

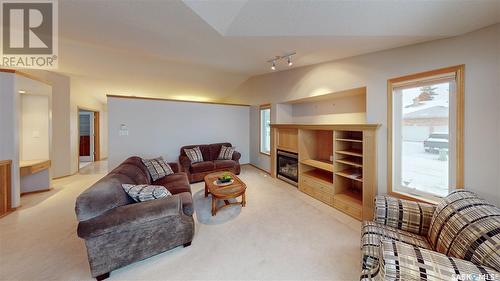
(242, 192), (246, 207)
(211, 197), (216, 216)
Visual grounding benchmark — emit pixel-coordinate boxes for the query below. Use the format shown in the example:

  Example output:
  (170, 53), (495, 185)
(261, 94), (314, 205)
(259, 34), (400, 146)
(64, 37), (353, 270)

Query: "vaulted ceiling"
(56, 0), (500, 103)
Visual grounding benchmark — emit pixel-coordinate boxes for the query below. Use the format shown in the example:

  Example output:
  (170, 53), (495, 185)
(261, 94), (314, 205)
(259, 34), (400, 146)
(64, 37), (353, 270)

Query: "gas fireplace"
(277, 150), (298, 185)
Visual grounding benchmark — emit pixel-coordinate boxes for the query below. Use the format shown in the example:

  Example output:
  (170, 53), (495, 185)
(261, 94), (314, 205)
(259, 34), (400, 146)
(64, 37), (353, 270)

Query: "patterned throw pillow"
(218, 145), (236, 160)
(141, 157), (174, 181)
(184, 147), (203, 163)
(122, 184), (172, 202)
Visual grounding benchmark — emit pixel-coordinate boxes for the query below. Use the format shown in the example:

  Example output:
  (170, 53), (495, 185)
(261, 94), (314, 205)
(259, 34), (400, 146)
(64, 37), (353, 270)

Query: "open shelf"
(335, 157), (363, 168)
(302, 169), (333, 185)
(301, 159), (334, 172)
(334, 190), (363, 220)
(335, 138), (362, 143)
(335, 168), (363, 182)
(336, 190), (362, 205)
(336, 149), (363, 157)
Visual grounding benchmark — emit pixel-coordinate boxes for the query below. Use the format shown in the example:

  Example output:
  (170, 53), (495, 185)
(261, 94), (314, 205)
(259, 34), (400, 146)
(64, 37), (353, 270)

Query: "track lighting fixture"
(267, 52), (296, 71)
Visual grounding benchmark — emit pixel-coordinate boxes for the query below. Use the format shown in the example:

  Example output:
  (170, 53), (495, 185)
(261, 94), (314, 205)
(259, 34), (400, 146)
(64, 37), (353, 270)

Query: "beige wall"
(107, 97), (249, 170)
(233, 24), (500, 205)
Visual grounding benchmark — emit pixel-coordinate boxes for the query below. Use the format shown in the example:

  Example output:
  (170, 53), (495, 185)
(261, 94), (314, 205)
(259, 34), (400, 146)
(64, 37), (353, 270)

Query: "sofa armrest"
(232, 151), (241, 162)
(374, 195), (436, 236)
(179, 155), (192, 172)
(167, 162), (180, 173)
(361, 239), (500, 281)
(77, 195), (183, 239)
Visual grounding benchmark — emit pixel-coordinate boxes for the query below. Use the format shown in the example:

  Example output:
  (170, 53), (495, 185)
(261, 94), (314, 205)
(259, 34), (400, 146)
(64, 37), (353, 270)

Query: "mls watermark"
(452, 273), (499, 281)
(0, 0), (58, 69)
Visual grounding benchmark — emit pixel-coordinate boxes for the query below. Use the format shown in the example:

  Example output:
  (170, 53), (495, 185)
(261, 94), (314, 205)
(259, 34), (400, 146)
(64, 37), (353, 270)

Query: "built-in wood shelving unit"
(270, 124), (380, 221)
(333, 130), (365, 218)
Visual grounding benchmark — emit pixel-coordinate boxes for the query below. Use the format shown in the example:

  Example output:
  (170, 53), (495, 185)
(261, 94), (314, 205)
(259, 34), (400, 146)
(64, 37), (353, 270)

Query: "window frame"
(387, 65), (464, 203)
(259, 104), (271, 156)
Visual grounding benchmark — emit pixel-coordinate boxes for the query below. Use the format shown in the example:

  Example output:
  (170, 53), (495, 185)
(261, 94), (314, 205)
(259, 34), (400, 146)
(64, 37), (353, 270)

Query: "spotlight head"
(271, 60), (276, 71)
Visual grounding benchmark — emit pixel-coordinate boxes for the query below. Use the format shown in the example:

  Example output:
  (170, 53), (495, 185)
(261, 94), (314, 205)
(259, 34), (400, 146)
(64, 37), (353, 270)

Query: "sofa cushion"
(191, 161), (215, 173)
(218, 145), (236, 160)
(428, 190), (500, 270)
(110, 163), (150, 185)
(184, 147), (204, 163)
(153, 173), (192, 194)
(209, 142), (232, 160)
(77, 194), (183, 239)
(214, 159), (237, 170)
(361, 221), (432, 270)
(141, 157), (174, 181)
(115, 156), (151, 185)
(374, 195), (436, 236)
(122, 184), (172, 202)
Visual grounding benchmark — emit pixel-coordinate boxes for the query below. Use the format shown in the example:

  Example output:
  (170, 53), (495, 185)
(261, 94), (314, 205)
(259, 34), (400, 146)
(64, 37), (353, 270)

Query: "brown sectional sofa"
(179, 142), (241, 183)
(75, 156), (194, 280)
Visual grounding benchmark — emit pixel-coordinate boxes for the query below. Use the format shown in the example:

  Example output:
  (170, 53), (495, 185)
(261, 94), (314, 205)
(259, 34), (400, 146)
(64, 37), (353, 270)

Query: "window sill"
(260, 152), (270, 156)
(388, 191), (439, 205)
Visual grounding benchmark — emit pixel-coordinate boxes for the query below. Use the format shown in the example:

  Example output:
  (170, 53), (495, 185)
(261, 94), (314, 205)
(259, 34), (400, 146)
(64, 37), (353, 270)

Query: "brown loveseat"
(75, 157), (194, 280)
(179, 142), (241, 183)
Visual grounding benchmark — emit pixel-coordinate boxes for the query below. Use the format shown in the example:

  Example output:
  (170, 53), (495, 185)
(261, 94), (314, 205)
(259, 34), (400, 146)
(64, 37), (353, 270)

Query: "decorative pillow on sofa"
(184, 147), (204, 163)
(122, 184), (172, 202)
(218, 145), (236, 160)
(141, 157), (174, 181)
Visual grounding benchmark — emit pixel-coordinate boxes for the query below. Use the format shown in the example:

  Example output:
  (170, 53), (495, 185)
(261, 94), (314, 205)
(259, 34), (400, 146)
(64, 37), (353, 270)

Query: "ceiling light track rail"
(267, 52), (296, 70)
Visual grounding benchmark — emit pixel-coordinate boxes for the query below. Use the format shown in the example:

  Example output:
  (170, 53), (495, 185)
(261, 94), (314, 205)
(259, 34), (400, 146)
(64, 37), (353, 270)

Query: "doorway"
(78, 109), (100, 170)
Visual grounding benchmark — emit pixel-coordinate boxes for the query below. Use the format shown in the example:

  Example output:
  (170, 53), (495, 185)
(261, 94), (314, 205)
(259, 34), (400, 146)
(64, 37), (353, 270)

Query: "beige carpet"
(0, 161), (362, 280)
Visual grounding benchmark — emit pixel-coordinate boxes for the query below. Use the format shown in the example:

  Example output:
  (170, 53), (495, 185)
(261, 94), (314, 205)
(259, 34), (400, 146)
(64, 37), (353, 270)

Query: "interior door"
(79, 112), (94, 162)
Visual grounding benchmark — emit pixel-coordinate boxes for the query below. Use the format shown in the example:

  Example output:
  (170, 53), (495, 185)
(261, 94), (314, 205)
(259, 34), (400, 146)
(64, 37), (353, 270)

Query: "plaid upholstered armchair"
(361, 190), (500, 281)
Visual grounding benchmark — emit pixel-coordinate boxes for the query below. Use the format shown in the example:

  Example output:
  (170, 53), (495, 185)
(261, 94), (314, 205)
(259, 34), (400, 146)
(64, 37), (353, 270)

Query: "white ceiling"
(185, 0), (500, 37)
(55, 0), (500, 103)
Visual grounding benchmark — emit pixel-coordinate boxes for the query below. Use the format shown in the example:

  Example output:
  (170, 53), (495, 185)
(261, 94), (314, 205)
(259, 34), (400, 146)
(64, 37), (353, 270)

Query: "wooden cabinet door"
(277, 129), (298, 153)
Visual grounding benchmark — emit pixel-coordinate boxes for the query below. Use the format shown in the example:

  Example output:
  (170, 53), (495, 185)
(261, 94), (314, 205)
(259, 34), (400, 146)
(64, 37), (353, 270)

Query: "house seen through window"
(389, 66), (464, 201)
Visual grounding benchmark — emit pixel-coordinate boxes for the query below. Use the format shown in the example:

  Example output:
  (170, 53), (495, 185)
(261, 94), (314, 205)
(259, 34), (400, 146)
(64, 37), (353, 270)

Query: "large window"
(388, 66), (464, 201)
(260, 105), (271, 155)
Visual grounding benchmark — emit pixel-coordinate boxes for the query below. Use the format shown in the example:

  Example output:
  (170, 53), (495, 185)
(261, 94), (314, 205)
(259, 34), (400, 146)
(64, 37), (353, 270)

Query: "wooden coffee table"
(204, 172), (246, 216)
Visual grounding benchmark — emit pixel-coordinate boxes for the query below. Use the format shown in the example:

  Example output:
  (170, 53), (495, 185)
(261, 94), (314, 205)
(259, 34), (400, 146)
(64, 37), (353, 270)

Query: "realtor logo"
(0, 0), (58, 69)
